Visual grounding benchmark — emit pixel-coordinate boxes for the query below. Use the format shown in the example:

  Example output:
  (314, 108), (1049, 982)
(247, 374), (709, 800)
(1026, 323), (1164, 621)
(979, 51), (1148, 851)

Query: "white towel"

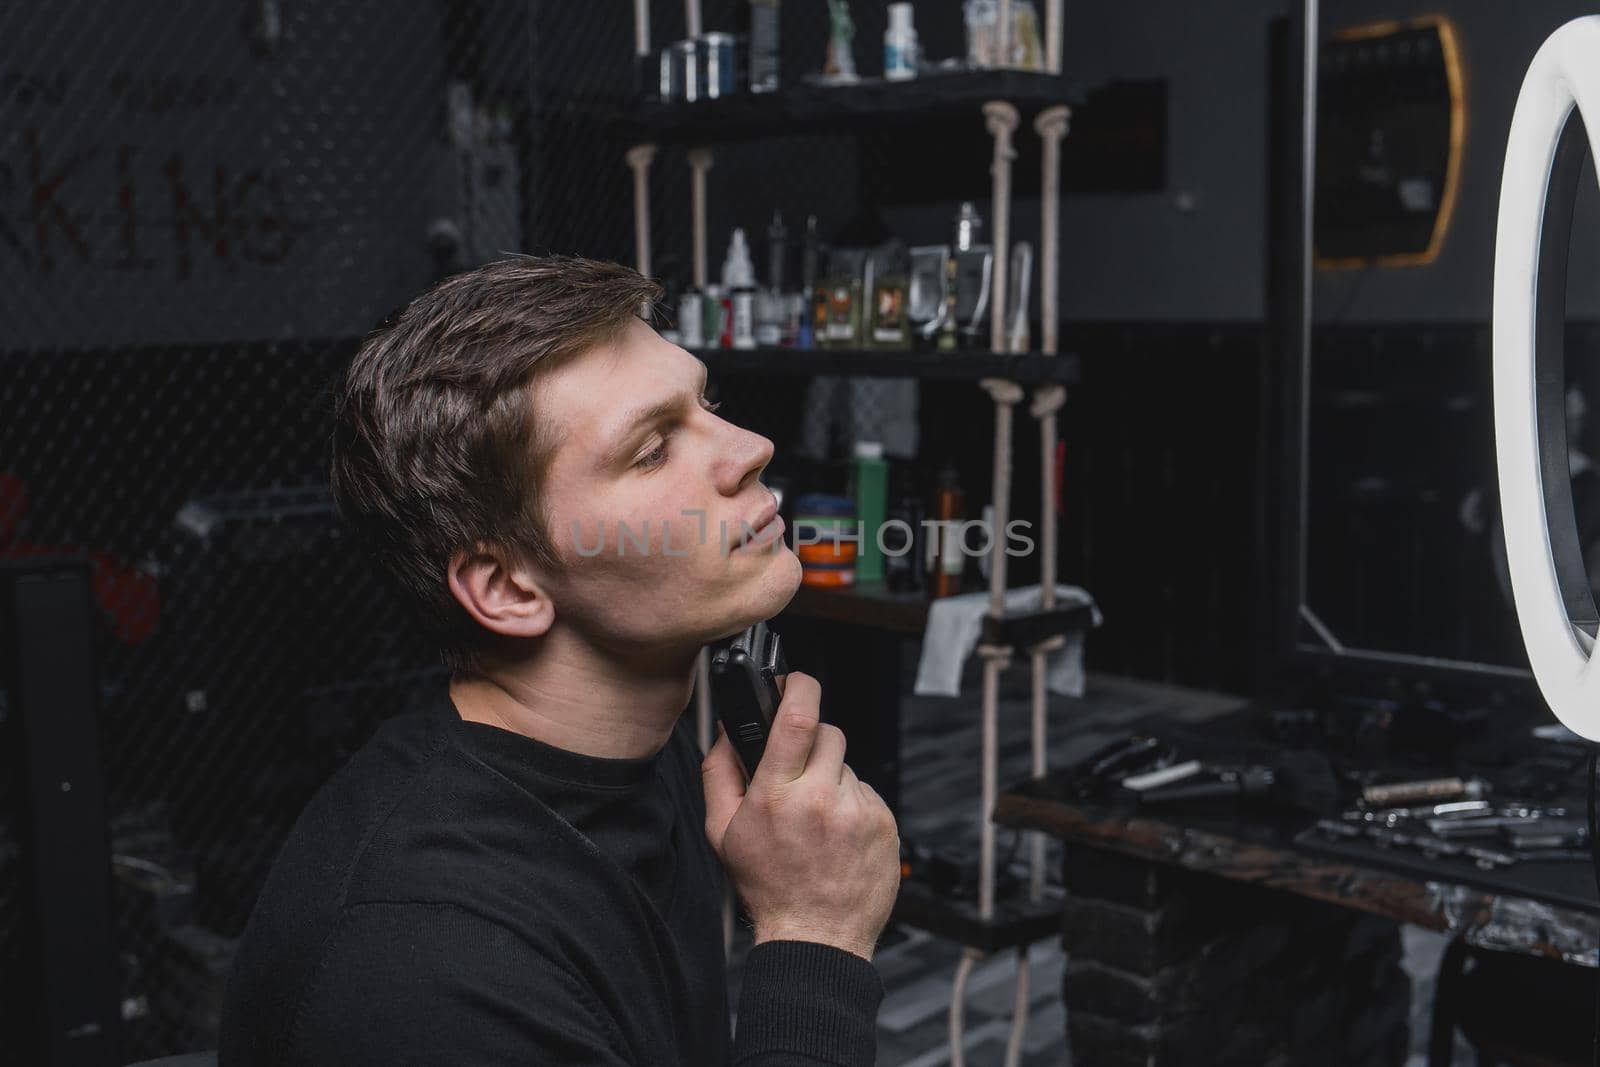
(913, 584), (1101, 698)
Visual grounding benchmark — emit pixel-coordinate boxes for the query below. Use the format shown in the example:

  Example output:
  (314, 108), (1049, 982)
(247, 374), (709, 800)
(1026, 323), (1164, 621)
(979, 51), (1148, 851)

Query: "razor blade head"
(721, 620), (786, 676)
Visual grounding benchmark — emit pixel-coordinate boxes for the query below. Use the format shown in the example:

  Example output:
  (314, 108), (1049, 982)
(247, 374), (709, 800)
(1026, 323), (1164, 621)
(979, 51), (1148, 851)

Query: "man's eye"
(637, 439), (669, 469)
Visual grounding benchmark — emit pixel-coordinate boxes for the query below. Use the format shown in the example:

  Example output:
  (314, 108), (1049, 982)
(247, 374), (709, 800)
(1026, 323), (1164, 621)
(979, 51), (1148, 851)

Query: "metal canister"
(671, 39), (699, 102)
(660, 41), (690, 101)
(678, 290), (704, 348)
(700, 32), (737, 98)
(794, 494), (858, 588)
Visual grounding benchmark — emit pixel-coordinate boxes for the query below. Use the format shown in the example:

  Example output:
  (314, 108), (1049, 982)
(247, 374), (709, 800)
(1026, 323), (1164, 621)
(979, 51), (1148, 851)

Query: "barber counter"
(993, 685), (1600, 1067)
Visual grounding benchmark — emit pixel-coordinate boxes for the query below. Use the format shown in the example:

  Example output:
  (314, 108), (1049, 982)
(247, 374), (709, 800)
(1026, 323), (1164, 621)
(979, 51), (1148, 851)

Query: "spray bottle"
(723, 228), (758, 350)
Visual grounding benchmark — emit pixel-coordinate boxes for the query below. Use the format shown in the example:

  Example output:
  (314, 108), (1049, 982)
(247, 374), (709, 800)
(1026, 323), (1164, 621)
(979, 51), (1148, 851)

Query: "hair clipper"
(709, 620), (787, 780)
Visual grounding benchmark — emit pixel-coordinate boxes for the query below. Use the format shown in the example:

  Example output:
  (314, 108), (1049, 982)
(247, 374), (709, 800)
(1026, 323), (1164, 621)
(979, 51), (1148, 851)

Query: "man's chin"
(708, 549), (802, 644)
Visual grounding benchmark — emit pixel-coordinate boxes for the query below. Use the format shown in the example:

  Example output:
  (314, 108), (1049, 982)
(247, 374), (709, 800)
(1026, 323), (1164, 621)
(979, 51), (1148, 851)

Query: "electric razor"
(709, 620), (788, 780)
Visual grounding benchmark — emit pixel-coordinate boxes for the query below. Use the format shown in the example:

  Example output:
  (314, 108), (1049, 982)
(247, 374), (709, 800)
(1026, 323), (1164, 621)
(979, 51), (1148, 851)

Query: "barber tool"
(1121, 759), (1203, 793)
(1342, 800), (1494, 827)
(1363, 825), (1510, 870)
(1425, 807), (1573, 840)
(1427, 816), (1532, 840)
(709, 620), (787, 780)
(1360, 776), (1489, 808)
(1139, 764), (1276, 806)
(1502, 818), (1588, 851)
(1068, 734), (1167, 798)
(1316, 820), (1518, 870)
(1137, 751), (1340, 814)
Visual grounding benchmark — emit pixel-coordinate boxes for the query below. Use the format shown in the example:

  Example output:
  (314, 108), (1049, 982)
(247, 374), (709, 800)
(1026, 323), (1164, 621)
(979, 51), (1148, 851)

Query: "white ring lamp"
(1493, 16), (1600, 738)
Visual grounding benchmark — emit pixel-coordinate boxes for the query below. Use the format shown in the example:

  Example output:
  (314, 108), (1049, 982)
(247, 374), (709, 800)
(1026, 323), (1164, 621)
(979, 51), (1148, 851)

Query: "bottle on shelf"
(821, 0), (859, 84)
(722, 229), (758, 350)
(757, 211), (788, 346)
(869, 249), (911, 350)
(795, 493), (858, 588)
(937, 250), (960, 353)
(748, 0), (781, 93)
(797, 215), (822, 350)
(850, 441), (888, 584)
(884, 3), (919, 80)
(767, 210), (788, 291)
(928, 463), (967, 598)
(820, 273), (859, 348)
(678, 286), (705, 348)
(883, 462), (926, 594)
(704, 283), (727, 349)
(949, 201), (994, 351)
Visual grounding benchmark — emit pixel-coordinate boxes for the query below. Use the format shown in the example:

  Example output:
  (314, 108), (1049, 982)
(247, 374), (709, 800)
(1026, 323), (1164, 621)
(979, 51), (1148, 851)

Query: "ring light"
(1493, 16), (1600, 738)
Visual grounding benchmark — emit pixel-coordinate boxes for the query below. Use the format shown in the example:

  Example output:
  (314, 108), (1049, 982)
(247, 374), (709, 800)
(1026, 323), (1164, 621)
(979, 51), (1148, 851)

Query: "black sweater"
(218, 694), (883, 1065)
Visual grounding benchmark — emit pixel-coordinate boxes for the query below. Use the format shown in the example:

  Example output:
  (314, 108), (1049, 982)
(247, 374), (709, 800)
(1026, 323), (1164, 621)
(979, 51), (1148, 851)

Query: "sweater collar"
(442, 695), (663, 792)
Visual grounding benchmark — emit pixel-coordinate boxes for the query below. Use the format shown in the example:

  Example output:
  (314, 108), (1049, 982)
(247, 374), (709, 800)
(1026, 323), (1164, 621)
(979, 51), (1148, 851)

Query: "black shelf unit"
(621, 70), (1080, 144)
(620, 37), (1083, 974)
(692, 346), (1081, 384)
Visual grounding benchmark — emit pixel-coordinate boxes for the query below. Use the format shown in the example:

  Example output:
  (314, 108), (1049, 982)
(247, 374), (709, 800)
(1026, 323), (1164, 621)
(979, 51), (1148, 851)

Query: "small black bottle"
(883, 462), (926, 594)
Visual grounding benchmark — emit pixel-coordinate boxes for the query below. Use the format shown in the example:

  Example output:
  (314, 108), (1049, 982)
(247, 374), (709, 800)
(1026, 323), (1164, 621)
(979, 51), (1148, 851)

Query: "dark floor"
(731, 663), (1459, 1065)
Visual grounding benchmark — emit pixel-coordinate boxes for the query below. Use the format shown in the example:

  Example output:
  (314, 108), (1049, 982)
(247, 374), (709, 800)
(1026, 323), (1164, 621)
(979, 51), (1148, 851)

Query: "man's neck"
(449, 628), (699, 760)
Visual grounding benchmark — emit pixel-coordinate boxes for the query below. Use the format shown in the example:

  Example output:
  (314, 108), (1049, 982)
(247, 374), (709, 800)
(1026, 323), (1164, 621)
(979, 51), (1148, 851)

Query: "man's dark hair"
(330, 254), (662, 670)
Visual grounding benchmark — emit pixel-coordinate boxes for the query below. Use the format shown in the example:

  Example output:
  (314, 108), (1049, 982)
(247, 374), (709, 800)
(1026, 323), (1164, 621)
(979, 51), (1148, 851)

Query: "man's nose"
(717, 425), (774, 495)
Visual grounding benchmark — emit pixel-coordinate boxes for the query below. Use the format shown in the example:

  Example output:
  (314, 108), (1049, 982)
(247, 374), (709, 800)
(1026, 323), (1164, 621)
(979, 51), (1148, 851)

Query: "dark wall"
(1310, 0), (1600, 323)
(4, 0), (458, 349)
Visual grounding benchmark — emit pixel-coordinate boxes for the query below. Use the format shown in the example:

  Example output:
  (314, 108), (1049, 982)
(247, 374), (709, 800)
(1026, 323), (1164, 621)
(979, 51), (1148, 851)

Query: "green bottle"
(850, 441), (888, 585)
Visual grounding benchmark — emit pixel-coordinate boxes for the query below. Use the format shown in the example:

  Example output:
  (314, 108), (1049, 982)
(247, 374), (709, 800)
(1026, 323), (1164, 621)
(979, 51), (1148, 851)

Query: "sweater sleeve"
(276, 901), (632, 1066)
(732, 941), (885, 1066)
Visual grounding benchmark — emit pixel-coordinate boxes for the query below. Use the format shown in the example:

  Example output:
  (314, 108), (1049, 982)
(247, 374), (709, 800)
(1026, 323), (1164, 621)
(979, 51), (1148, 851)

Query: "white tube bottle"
(723, 228), (759, 350)
(885, 3), (919, 80)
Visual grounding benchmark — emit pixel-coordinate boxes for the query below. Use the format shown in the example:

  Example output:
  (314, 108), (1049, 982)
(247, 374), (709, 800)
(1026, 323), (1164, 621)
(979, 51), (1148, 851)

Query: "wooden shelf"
(693, 346), (1081, 385)
(620, 70), (1080, 145)
(783, 581), (1099, 642)
(782, 580), (933, 635)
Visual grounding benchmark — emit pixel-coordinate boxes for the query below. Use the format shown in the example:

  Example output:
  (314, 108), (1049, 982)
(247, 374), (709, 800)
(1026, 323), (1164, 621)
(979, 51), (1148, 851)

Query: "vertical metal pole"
(625, 144), (656, 278)
(984, 102), (1019, 356)
(1003, 946), (1031, 1067)
(1034, 106), (1069, 363)
(1045, 0), (1063, 74)
(976, 378), (1021, 923)
(685, 0), (702, 38)
(1294, 0), (1319, 595)
(1030, 110), (1073, 901)
(633, 0), (650, 57)
(688, 147), (714, 289)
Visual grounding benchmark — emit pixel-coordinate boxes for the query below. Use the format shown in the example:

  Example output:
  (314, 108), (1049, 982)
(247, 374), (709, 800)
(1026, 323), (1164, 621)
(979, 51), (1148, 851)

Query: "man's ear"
(446, 544), (555, 641)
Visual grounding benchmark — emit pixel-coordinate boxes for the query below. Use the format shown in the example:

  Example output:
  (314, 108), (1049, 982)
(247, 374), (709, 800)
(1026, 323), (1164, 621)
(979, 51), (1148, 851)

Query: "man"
(218, 255), (902, 1065)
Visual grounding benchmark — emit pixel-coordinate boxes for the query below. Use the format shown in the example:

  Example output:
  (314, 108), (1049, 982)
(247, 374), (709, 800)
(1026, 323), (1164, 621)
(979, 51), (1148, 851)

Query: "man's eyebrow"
(597, 361), (712, 469)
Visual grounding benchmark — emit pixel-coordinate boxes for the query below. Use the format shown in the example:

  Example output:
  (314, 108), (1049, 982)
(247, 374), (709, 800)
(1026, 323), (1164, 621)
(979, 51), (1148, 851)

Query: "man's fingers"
(839, 761), (861, 791)
(752, 671), (821, 786)
(701, 727), (746, 852)
(803, 723), (847, 785)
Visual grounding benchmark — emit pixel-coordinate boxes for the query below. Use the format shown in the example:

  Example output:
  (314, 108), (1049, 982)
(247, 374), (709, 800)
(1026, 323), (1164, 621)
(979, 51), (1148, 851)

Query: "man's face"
(532, 318), (801, 658)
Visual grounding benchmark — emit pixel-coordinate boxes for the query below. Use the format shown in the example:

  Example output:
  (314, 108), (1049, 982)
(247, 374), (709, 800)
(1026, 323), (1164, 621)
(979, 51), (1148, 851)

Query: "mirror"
(1294, 2), (1600, 680)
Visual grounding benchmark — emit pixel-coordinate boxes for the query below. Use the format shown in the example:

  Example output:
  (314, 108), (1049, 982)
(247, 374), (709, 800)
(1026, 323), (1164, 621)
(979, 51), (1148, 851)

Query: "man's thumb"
(701, 727), (746, 852)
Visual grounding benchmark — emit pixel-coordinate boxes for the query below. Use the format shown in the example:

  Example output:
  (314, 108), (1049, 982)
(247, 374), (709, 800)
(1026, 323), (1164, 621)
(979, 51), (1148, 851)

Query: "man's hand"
(702, 672), (901, 961)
